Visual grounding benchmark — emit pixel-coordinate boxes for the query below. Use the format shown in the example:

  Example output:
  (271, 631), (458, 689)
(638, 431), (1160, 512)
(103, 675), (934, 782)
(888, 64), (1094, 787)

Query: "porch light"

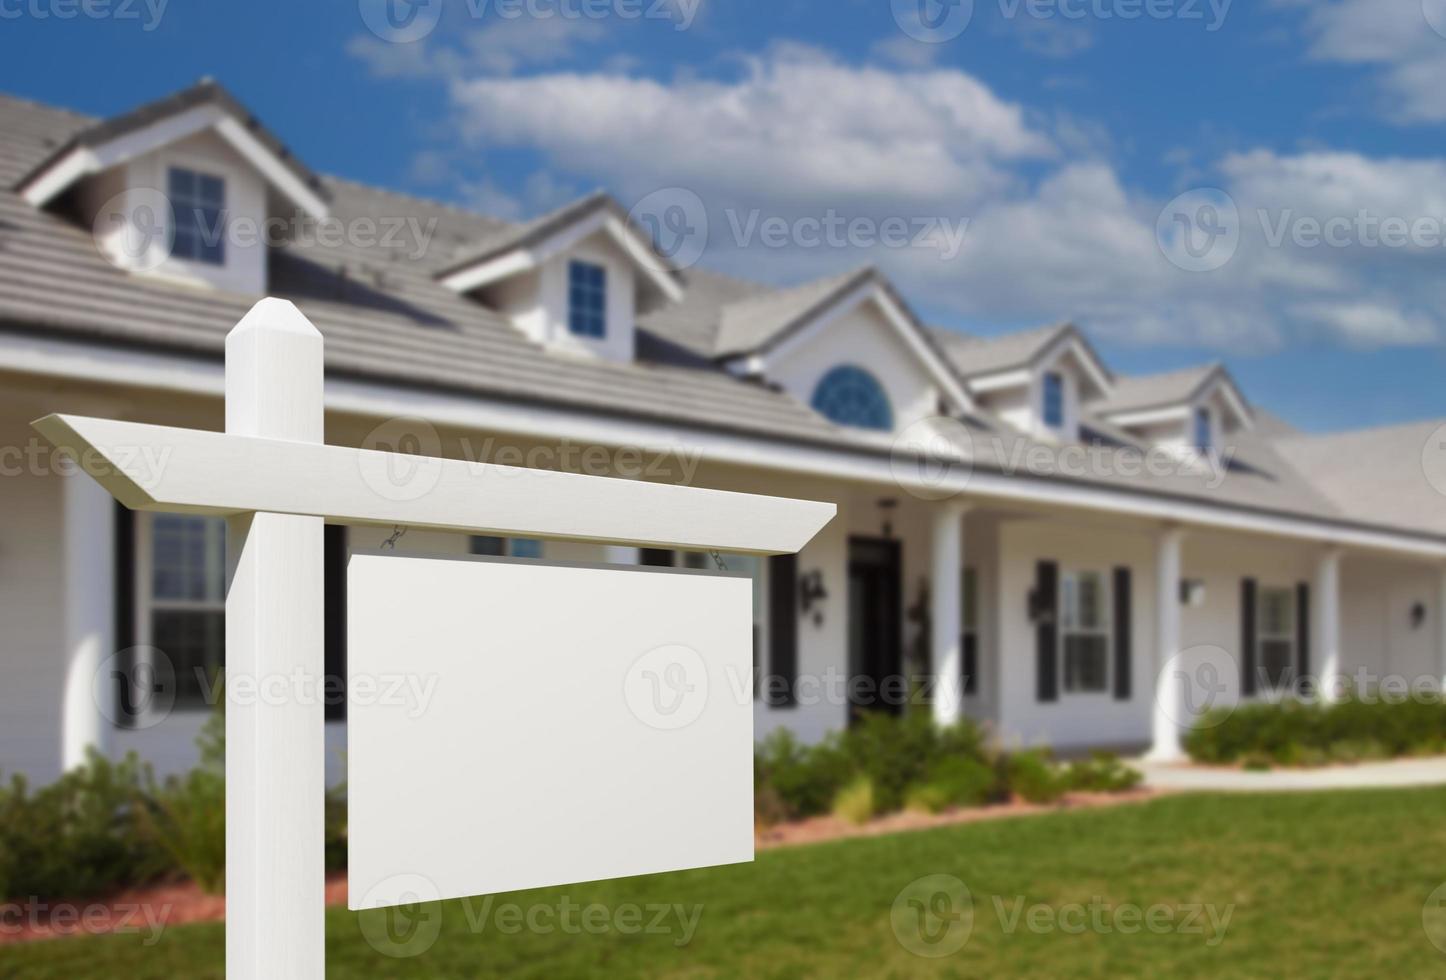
(876, 497), (898, 538)
(800, 570), (828, 626)
(1180, 579), (1207, 607)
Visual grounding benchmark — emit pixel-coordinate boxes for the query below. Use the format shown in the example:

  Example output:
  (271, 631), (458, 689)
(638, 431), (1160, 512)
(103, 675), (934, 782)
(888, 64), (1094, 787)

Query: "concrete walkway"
(1135, 756), (1446, 792)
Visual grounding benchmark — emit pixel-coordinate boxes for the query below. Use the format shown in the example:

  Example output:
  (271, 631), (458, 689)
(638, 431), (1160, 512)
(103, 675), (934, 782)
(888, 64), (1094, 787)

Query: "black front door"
(848, 537), (903, 723)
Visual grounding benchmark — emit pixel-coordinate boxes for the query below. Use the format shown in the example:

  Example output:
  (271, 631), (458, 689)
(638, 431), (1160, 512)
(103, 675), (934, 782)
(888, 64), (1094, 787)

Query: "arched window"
(811, 365), (894, 431)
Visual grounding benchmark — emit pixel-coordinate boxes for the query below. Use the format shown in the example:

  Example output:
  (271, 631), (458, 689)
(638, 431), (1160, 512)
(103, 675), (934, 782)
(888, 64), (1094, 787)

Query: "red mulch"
(3, 789), (1161, 945)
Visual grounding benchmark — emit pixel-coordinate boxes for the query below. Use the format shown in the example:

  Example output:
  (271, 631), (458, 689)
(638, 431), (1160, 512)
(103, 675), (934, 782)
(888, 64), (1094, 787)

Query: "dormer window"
(1042, 371), (1066, 429)
(567, 260), (608, 338)
(1194, 406), (1212, 452)
(812, 365), (894, 431)
(168, 167), (226, 266)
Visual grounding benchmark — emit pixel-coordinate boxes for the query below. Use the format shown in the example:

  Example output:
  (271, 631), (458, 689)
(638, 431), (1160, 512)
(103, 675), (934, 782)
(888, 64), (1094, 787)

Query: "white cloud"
(1293, 301), (1441, 346)
(347, 14), (610, 80)
(1290, 0), (1446, 124)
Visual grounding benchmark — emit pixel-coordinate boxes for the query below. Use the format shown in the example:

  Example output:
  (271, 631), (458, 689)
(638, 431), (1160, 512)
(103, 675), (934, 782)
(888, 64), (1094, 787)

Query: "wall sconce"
(799, 570), (828, 627)
(1411, 602), (1427, 631)
(876, 498), (898, 539)
(1180, 579), (1207, 607)
(1027, 587), (1054, 625)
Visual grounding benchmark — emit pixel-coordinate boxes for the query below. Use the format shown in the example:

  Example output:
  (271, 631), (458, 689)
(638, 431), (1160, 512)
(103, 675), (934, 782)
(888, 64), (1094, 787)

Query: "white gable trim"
(752, 280), (975, 413)
(21, 103), (329, 220)
(1198, 373), (1254, 431)
(1101, 370), (1254, 432)
(966, 330), (1112, 400)
(440, 208), (683, 305)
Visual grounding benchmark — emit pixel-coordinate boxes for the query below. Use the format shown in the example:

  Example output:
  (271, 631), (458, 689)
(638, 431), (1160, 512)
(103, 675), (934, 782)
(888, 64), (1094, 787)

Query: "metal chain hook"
(381, 525), (409, 551)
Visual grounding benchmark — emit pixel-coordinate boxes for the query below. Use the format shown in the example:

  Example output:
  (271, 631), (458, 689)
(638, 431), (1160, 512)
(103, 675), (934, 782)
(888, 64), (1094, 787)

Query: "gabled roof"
(712, 265), (976, 414)
(435, 190), (684, 305)
(1095, 362), (1252, 429)
(14, 78), (329, 219)
(932, 321), (1114, 398)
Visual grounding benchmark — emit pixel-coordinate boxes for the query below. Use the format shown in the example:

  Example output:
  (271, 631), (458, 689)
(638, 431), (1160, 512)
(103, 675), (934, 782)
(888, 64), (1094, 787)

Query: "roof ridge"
(0, 91), (97, 124)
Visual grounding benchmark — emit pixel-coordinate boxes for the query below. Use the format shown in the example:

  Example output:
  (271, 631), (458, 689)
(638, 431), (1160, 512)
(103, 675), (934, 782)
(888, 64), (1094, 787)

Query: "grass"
(6, 788), (1446, 978)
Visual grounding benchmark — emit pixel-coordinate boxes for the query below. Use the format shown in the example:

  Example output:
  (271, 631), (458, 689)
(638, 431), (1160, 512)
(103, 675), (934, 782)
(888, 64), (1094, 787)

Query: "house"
(2, 80), (1444, 788)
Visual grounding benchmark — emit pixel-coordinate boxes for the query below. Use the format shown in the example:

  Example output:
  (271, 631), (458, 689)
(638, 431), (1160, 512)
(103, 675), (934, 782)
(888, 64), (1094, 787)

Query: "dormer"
(713, 267), (975, 436)
(437, 193), (684, 364)
(935, 323), (1113, 442)
(15, 80), (330, 296)
(1093, 364), (1254, 458)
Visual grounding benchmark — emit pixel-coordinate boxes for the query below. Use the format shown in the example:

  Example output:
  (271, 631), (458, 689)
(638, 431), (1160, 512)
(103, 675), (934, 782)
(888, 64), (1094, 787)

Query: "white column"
(1315, 549), (1342, 703)
(61, 466), (114, 771)
(225, 299), (325, 980)
(1150, 527), (1186, 761)
(1438, 567), (1446, 694)
(932, 502), (969, 726)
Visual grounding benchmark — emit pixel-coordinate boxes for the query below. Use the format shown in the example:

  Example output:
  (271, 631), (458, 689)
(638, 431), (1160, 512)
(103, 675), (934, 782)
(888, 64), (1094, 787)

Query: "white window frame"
(1058, 567), (1112, 696)
(135, 511), (228, 718)
(1256, 585), (1296, 694)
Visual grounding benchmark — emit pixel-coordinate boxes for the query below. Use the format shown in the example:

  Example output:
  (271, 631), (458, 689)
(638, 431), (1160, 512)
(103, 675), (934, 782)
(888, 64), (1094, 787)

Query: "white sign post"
(34, 298), (834, 978)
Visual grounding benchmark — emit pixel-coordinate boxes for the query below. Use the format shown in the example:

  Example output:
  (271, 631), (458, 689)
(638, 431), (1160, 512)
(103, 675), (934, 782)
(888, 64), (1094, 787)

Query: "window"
(962, 566), (979, 696)
(146, 514), (226, 709)
(1060, 569), (1110, 694)
(168, 167), (226, 265)
(1258, 587), (1295, 690)
(470, 536), (544, 559)
(810, 365), (894, 431)
(1194, 407), (1212, 452)
(567, 260), (607, 338)
(1042, 371), (1065, 429)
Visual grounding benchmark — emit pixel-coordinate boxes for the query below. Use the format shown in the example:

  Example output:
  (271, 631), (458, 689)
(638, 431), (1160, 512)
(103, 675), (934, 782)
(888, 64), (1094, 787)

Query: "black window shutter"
(1296, 582), (1311, 696)
(962, 633), (979, 696)
(640, 548), (675, 568)
(767, 554), (798, 708)
(1241, 578), (1258, 698)
(1113, 567), (1132, 701)
(113, 501), (137, 729)
(324, 525), (348, 722)
(1035, 561), (1058, 703)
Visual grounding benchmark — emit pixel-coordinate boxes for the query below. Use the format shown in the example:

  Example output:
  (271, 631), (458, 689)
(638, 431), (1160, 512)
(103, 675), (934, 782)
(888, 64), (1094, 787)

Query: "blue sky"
(4, 0), (1446, 432)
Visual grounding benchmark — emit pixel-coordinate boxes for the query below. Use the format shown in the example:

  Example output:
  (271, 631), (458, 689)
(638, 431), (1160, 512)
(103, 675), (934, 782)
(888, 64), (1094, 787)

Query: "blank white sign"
(347, 551), (755, 910)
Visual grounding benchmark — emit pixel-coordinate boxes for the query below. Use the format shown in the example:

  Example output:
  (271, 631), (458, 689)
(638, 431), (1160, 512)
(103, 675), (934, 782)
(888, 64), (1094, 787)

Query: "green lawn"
(7, 788), (1446, 978)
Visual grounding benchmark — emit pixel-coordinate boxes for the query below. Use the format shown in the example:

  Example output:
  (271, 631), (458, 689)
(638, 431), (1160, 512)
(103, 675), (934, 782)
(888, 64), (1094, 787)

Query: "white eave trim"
(20, 102), (329, 221)
(1, 329), (1442, 561)
(439, 208), (684, 304)
(755, 280), (976, 414)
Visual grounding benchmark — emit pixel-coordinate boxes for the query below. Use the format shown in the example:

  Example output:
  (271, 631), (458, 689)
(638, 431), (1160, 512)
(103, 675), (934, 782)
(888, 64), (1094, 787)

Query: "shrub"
(0, 751), (166, 902)
(836, 712), (941, 814)
(1184, 694), (1446, 767)
(1065, 753), (1142, 793)
(904, 783), (951, 815)
(754, 729), (851, 821)
(925, 756), (999, 807)
(832, 777), (875, 825)
(141, 707), (226, 893)
(1007, 749), (1065, 804)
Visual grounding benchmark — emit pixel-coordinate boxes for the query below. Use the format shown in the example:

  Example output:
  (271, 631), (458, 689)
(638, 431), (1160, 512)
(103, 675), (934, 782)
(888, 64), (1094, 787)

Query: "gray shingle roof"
(932, 322), (1072, 377)
(1093, 363), (1224, 416)
(0, 87), (1439, 542)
